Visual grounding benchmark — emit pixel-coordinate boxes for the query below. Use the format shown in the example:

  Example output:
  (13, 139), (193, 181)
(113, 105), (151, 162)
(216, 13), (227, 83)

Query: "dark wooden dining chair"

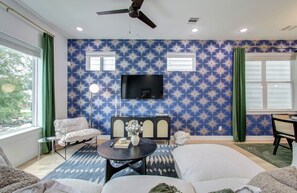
(271, 114), (297, 155)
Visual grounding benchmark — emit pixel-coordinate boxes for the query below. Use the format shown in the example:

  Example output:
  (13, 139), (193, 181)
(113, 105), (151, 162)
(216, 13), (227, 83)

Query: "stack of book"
(114, 139), (131, 149)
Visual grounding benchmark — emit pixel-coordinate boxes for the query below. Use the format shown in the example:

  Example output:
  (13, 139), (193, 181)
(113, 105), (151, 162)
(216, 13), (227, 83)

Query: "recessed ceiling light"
(76, 27), (83, 32)
(239, 28), (248, 33)
(192, 28), (198, 33)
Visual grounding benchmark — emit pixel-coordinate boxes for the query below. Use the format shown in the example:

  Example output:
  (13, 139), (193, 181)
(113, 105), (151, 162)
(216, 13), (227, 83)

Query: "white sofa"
(172, 144), (264, 193)
(1, 143), (265, 193)
(99, 144), (264, 193)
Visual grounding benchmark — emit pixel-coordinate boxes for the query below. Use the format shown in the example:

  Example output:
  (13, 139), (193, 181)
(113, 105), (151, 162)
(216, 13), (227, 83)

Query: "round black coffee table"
(97, 138), (157, 183)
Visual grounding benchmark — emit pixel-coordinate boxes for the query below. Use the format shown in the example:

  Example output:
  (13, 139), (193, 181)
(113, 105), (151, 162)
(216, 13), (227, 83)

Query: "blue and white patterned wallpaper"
(67, 39), (296, 136)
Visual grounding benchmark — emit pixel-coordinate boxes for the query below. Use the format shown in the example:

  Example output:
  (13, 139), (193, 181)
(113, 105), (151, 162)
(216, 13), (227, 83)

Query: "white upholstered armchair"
(54, 117), (100, 159)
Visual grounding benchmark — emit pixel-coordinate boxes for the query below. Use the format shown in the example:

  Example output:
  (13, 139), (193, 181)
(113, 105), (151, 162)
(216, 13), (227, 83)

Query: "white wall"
(0, 0), (67, 166)
(0, 128), (42, 166)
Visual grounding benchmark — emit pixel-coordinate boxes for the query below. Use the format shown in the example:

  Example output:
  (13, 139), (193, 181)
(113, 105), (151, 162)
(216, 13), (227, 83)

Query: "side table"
(37, 136), (56, 160)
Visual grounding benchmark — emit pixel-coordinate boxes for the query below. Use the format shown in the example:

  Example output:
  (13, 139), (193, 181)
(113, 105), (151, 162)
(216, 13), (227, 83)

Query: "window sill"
(0, 126), (42, 141)
(247, 110), (297, 115)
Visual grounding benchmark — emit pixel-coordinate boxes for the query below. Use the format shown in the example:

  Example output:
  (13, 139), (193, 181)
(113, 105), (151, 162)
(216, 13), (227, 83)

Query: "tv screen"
(121, 75), (163, 99)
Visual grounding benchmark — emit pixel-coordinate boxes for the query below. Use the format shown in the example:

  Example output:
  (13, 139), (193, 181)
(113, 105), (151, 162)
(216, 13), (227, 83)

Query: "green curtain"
(42, 33), (55, 153)
(232, 48), (246, 142)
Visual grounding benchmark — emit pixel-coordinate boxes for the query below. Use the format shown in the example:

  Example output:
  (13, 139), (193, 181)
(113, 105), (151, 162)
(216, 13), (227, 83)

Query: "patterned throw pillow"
(149, 183), (182, 193)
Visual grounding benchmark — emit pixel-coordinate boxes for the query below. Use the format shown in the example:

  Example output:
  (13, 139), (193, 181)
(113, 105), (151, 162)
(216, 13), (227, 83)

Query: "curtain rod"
(0, 1), (55, 37)
(236, 45), (297, 51)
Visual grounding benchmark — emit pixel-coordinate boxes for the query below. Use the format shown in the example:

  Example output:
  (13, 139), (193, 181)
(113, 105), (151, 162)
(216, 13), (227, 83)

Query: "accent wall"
(67, 39), (296, 136)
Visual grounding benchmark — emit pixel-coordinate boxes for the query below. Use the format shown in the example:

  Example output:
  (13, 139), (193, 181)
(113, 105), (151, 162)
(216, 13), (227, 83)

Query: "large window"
(246, 53), (295, 112)
(0, 36), (40, 136)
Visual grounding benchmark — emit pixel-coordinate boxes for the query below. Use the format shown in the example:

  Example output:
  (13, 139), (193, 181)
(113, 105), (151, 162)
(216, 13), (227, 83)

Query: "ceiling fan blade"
(96, 9), (129, 15)
(132, 0), (144, 9)
(138, 11), (156, 28)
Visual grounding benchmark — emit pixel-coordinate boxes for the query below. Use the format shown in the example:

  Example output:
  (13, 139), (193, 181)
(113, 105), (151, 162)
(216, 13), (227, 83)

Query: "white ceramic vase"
(131, 134), (140, 146)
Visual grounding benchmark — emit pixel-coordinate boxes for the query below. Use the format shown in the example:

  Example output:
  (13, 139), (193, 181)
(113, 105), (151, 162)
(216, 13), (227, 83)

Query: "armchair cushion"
(58, 129), (100, 146)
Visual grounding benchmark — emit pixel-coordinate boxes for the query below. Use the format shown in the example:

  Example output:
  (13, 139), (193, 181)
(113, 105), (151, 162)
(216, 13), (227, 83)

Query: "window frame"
(85, 51), (116, 71)
(246, 53), (297, 114)
(0, 32), (41, 136)
(166, 52), (196, 72)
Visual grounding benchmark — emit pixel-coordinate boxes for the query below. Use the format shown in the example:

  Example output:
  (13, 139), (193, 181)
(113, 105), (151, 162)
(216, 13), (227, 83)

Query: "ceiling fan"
(96, 0), (157, 29)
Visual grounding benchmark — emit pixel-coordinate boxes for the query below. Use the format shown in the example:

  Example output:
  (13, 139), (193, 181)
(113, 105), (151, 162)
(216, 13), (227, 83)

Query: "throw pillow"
(210, 189), (234, 193)
(248, 166), (297, 193)
(149, 183), (182, 193)
(210, 186), (261, 193)
(0, 165), (40, 193)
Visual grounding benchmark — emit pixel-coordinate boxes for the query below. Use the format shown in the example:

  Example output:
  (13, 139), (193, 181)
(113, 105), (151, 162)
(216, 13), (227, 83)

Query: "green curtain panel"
(42, 33), (55, 153)
(232, 48), (246, 142)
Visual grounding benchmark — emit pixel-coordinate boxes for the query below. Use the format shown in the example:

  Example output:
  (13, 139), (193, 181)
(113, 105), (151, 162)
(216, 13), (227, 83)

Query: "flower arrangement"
(125, 120), (143, 136)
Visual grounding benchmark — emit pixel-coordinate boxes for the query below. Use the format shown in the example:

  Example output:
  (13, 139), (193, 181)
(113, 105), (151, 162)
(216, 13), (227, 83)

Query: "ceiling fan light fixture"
(76, 27), (83, 32)
(239, 28), (248, 33)
(192, 28), (198, 33)
(96, 0), (156, 29)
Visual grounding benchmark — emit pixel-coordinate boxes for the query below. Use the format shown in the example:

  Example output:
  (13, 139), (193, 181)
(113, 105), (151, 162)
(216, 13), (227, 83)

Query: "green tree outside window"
(0, 45), (33, 134)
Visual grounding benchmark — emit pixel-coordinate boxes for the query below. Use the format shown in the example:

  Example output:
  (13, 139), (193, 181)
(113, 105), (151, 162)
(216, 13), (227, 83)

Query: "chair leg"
(273, 137), (281, 155)
(286, 138), (293, 150)
(273, 137), (277, 146)
(64, 145), (67, 160)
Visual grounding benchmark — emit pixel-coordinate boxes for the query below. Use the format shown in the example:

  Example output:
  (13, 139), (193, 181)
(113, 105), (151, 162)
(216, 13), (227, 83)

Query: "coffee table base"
(105, 158), (147, 183)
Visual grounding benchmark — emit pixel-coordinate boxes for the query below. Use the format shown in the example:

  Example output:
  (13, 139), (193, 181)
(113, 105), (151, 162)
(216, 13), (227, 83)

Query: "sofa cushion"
(172, 144), (264, 182)
(101, 175), (195, 193)
(56, 179), (102, 193)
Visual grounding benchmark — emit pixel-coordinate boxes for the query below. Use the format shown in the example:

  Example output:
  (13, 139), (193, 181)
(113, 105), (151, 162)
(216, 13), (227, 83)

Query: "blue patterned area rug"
(43, 144), (178, 184)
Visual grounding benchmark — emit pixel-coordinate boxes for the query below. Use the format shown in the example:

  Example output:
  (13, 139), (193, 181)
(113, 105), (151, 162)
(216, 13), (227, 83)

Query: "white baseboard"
(188, 135), (274, 141)
(98, 135), (111, 140)
(189, 136), (233, 140)
(246, 136), (274, 141)
(98, 135), (273, 141)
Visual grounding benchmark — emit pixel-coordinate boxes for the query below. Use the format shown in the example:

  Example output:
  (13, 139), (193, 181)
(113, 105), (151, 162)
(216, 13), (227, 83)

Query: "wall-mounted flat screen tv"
(121, 75), (163, 99)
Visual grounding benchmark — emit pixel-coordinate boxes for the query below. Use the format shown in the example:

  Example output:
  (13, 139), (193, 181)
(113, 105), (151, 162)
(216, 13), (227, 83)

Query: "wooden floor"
(18, 139), (277, 179)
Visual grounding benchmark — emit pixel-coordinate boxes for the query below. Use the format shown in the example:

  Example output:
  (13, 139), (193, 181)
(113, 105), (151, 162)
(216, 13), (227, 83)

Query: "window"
(167, 52), (196, 71)
(246, 53), (296, 112)
(86, 52), (116, 71)
(0, 32), (40, 136)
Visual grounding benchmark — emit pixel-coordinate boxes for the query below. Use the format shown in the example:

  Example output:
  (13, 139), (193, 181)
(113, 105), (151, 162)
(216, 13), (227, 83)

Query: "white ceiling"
(15, 0), (297, 40)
